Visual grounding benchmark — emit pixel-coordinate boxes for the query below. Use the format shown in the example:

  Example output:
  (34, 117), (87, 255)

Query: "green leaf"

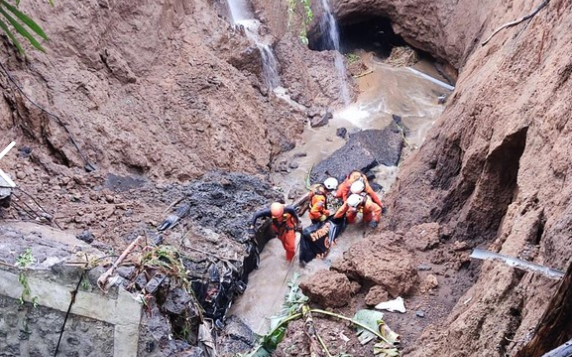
(0, 6), (44, 52)
(353, 310), (384, 345)
(262, 326), (287, 351)
(1, 0), (47, 39)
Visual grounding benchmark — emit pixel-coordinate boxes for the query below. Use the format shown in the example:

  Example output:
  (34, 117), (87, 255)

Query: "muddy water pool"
(229, 55), (452, 334)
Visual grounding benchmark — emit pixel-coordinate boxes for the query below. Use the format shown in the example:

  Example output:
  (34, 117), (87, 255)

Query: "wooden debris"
(97, 235), (143, 292)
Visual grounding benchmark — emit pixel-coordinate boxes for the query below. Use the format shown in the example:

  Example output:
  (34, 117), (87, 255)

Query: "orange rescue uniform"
(335, 171), (384, 208)
(250, 205), (300, 261)
(308, 192), (330, 223)
(334, 195), (381, 225)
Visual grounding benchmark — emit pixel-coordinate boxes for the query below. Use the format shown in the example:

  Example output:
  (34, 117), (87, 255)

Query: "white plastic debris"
(374, 296), (406, 313)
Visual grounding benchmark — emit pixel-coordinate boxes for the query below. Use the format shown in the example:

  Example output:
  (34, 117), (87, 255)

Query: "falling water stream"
(319, 0), (351, 104)
(230, 51), (453, 334)
(226, 0), (281, 89)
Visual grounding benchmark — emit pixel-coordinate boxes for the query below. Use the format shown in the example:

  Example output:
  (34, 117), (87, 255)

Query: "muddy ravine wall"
(316, 0), (572, 355)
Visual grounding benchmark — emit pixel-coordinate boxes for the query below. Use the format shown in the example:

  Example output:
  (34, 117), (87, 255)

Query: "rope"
(0, 58), (96, 172)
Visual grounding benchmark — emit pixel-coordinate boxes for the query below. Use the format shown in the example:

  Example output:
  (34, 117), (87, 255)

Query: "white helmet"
(350, 180), (365, 194)
(324, 177), (338, 191)
(347, 194), (363, 208)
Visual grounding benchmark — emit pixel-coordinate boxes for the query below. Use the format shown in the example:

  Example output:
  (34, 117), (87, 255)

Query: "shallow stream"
(230, 53), (452, 334)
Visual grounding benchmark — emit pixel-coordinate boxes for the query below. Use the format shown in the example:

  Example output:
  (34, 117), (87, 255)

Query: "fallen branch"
(97, 236), (143, 292)
(481, 0), (550, 46)
(353, 69), (374, 79)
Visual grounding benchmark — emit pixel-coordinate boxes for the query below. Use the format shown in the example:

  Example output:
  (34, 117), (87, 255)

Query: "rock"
(145, 273), (166, 294)
(452, 240), (469, 251)
(163, 287), (192, 315)
(116, 266), (136, 280)
(336, 127), (348, 139)
(332, 232), (419, 297)
(218, 316), (256, 355)
(420, 274), (439, 293)
(365, 285), (389, 306)
(311, 126), (404, 183)
(416, 310), (425, 318)
(310, 111), (331, 128)
(300, 270), (353, 308)
(134, 272), (148, 290)
(76, 230), (94, 244)
(293, 152), (307, 158)
(16, 171), (26, 179)
(146, 302), (173, 341)
(289, 162), (299, 169)
(406, 223), (441, 251)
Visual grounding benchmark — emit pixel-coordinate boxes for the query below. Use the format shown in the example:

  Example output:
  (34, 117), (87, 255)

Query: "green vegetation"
(345, 53), (360, 64)
(0, 0), (49, 54)
(238, 274), (400, 356)
(16, 248), (38, 306)
(286, 0), (313, 45)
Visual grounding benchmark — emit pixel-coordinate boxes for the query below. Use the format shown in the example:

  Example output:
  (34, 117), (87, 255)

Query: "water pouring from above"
(226, 0), (281, 90)
(318, 0), (351, 104)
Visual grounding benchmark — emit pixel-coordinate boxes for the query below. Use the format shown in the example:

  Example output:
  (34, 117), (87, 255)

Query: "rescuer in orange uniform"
(249, 202), (301, 261)
(308, 184), (330, 224)
(336, 170), (384, 208)
(334, 193), (382, 228)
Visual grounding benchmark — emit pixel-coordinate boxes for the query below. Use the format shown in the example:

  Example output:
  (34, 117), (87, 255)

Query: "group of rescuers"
(248, 170), (384, 262)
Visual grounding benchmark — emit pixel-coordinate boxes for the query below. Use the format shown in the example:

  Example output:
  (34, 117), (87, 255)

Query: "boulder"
(405, 223), (441, 251)
(310, 111), (332, 128)
(310, 125), (404, 183)
(300, 270), (353, 308)
(332, 232), (418, 297)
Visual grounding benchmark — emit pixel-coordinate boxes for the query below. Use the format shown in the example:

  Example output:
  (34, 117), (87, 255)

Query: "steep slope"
(0, 0), (348, 181)
(318, 0), (572, 355)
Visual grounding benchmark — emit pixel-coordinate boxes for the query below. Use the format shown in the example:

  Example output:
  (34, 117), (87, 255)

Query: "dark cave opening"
(308, 15), (407, 58)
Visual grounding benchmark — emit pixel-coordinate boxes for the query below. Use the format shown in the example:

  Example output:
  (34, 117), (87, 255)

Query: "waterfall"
(319, 0), (350, 104)
(226, 0), (281, 90)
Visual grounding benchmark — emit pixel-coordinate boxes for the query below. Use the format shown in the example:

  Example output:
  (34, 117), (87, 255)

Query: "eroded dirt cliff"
(322, 0), (572, 355)
(1, 0), (352, 182)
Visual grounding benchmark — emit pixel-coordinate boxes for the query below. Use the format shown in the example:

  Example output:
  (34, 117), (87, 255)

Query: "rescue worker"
(335, 170), (384, 208)
(323, 177), (343, 214)
(249, 202), (301, 261)
(334, 193), (381, 228)
(308, 184), (330, 224)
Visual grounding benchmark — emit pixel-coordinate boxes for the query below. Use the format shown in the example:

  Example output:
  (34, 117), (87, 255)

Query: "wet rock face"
(332, 232), (418, 297)
(311, 125), (404, 183)
(300, 270), (353, 308)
